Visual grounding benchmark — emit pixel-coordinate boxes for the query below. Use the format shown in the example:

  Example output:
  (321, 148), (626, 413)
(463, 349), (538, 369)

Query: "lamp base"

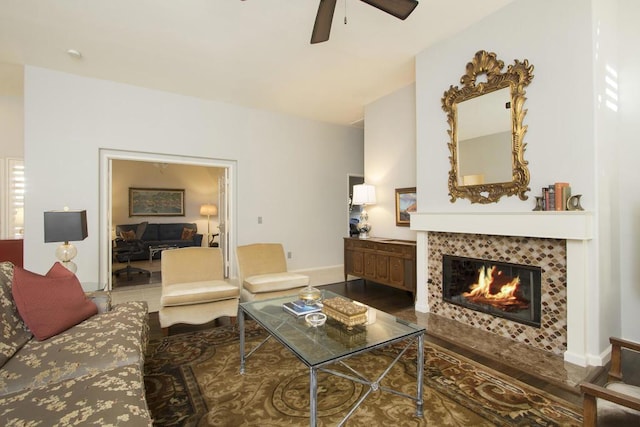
(357, 208), (371, 239)
(61, 261), (78, 273)
(55, 242), (78, 273)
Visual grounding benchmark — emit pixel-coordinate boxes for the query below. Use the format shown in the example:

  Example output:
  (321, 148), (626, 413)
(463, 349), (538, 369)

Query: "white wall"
(416, 0), (595, 213)
(0, 96), (23, 158)
(0, 63), (24, 239)
(405, 0), (630, 361)
(591, 0), (622, 357)
(0, 63), (24, 158)
(617, 0), (640, 341)
(364, 83), (417, 241)
(23, 67), (363, 283)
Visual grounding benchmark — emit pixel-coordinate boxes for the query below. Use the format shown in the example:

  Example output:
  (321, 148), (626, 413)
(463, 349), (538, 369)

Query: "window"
(3, 158), (24, 239)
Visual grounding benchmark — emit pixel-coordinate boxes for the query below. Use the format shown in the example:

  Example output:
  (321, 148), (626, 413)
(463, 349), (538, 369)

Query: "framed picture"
(395, 187), (417, 227)
(129, 188), (185, 217)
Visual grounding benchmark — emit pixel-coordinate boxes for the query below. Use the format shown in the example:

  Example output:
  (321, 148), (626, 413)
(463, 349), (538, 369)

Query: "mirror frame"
(442, 50), (534, 204)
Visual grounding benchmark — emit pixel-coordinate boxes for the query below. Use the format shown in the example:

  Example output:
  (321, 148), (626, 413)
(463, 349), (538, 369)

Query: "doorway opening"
(347, 174), (364, 237)
(99, 149), (236, 291)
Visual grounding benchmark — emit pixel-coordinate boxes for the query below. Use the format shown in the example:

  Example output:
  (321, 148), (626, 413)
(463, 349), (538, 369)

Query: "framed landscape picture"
(129, 188), (185, 217)
(395, 187), (417, 227)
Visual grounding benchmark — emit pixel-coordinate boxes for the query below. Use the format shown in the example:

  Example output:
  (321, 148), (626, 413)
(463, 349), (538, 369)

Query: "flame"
(463, 265), (521, 300)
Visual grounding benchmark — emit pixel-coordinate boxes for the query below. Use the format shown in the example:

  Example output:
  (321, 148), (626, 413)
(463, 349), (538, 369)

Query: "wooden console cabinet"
(344, 237), (416, 295)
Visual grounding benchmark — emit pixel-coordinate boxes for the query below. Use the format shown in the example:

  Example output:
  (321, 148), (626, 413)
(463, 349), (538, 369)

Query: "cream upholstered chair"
(159, 247), (239, 335)
(581, 337), (640, 426)
(236, 243), (309, 302)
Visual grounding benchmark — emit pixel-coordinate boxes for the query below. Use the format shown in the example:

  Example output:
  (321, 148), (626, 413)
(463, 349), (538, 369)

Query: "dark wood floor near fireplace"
(147, 280), (637, 408)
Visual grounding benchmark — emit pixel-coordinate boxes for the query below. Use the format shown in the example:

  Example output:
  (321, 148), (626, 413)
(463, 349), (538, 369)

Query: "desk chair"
(113, 239), (150, 281)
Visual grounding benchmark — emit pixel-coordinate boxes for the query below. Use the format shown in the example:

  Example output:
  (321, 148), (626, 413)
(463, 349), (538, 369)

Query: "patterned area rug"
(144, 323), (582, 426)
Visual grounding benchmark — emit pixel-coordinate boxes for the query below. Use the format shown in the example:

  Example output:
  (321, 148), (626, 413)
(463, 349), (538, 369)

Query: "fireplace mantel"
(410, 211), (592, 240)
(410, 210), (596, 367)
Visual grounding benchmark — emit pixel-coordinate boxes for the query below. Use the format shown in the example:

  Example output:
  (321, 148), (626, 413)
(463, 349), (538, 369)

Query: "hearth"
(442, 255), (541, 328)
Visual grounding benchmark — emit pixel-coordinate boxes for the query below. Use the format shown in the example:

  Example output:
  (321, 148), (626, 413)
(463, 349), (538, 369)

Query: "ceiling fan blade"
(311, 0), (337, 44)
(360, 0), (419, 20)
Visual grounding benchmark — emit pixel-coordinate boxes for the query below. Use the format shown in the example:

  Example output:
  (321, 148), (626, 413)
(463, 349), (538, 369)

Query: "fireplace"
(423, 231), (567, 356)
(411, 211), (595, 366)
(442, 255), (541, 328)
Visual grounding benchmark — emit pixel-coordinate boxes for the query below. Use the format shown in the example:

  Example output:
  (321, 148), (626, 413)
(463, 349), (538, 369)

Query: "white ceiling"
(0, 0), (514, 125)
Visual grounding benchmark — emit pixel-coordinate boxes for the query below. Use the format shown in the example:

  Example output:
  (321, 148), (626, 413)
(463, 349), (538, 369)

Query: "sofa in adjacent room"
(114, 222), (204, 262)
(0, 261), (152, 425)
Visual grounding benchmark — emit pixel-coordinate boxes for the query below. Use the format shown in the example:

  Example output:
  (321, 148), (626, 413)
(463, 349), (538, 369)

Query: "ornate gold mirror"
(442, 50), (534, 204)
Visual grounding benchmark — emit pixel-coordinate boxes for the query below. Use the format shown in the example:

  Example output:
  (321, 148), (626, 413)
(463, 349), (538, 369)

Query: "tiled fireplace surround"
(427, 232), (565, 355)
(412, 211), (595, 367)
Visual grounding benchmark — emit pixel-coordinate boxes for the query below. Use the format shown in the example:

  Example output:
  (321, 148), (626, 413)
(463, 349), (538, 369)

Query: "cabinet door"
(389, 256), (405, 288)
(350, 250), (364, 276)
(375, 254), (389, 282)
(364, 252), (377, 277)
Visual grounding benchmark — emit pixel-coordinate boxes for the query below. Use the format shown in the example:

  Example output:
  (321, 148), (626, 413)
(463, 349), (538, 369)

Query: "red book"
(542, 187), (549, 211)
(554, 182), (570, 211)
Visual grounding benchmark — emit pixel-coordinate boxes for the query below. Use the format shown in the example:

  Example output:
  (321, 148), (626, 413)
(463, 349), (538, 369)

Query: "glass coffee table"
(148, 244), (177, 262)
(238, 291), (425, 427)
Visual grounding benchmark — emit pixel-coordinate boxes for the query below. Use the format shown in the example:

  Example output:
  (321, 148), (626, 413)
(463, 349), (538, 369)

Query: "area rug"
(144, 323), (583, 426)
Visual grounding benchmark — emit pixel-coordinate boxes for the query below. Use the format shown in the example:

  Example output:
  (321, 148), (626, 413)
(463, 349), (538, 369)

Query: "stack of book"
(282, 300), (322, 316)
(541, 182), (571, 211)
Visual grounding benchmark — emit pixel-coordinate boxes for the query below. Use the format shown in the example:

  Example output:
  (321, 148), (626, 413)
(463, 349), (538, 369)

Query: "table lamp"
(200, 204), (218, 247)
(44, 209), (88, 273)
(352, 184), (376, 239)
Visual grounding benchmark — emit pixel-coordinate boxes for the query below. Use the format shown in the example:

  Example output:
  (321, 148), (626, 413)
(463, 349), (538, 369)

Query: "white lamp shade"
(352, 184), (376, 205)
(200, 204), (218, 216)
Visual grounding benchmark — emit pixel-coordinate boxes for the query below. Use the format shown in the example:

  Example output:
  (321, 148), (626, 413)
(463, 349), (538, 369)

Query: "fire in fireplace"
(442, 255), (542, 327)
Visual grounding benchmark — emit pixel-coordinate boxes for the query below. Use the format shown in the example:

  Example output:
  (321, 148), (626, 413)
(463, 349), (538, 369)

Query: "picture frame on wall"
(395, 187), (417, 227)
(129, 188), (185, 217)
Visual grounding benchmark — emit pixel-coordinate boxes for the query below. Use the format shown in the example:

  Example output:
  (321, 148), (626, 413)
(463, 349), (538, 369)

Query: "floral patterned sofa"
(0, 262), (152, 425)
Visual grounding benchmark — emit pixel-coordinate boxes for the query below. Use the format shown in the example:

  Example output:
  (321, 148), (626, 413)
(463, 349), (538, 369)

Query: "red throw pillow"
(181, 227), (195, 240)
(12, 263), (98, 340)
(120, 230), (136, 241)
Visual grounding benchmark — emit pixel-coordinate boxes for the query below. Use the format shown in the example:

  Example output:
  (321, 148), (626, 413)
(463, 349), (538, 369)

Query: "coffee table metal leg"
(310, 366), (318, 427)
(239, 308), (246, 375)
(416, 333), (424, 417)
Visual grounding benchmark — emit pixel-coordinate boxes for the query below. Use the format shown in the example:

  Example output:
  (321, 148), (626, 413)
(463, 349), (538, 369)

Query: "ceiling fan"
(311, 0), (419, 44)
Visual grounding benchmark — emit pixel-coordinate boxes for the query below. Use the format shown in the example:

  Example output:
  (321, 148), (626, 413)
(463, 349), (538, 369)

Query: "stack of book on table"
(282, 300), (322, 316)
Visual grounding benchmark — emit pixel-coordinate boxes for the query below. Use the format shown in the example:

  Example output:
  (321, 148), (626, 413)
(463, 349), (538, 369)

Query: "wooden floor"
(147, 280), (640, 409)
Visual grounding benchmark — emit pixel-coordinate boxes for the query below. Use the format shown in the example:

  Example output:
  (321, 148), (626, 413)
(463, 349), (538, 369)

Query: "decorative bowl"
(298, 286), (322, 306)
(321, 297), (368, 329)
(305, 312), (327, 327)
